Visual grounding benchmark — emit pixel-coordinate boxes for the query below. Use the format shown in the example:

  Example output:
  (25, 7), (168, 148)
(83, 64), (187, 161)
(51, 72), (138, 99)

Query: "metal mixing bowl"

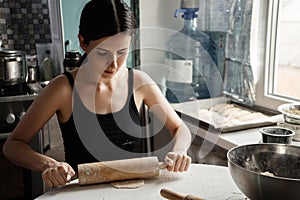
(227, 143), (300, 200)
(278, 103), (300, 125)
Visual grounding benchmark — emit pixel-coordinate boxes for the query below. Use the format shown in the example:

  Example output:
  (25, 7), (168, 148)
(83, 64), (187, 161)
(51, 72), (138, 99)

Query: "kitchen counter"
(0, 93), (38, 102)
(36, 164), (245, 200)
(172, 99), (300, 151)
(185, 120), (300, 150)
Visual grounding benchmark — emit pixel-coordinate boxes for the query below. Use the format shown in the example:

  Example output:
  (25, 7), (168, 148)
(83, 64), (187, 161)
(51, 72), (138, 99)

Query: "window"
(255, 0), (300, 110)
(267, 0), (300, 100)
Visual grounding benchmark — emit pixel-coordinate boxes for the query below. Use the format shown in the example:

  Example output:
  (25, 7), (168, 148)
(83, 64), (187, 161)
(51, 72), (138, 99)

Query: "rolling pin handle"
(160, 188), (184, 200)
(159, 162), (167, 169)
(160, 188), (204, 200)
(185, 194), (205, 200)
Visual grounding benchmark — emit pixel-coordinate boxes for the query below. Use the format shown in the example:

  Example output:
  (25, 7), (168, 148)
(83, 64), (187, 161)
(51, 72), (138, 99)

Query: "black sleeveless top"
(59, 69), (146, 171)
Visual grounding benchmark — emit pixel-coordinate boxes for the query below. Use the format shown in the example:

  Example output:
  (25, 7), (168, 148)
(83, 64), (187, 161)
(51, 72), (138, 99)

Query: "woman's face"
(84, 33), (132, 79)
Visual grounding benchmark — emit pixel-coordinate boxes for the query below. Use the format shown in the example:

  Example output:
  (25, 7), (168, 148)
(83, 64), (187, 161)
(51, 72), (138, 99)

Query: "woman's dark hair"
(79, 0), (135, 45)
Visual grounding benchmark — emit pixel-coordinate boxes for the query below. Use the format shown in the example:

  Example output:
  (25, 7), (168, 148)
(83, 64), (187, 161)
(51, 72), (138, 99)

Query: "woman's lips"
(104, 70), (115, 75)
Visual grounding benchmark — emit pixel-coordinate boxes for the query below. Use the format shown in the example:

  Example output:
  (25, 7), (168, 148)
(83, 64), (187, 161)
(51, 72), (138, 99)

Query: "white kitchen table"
(35, 164), (246, 200)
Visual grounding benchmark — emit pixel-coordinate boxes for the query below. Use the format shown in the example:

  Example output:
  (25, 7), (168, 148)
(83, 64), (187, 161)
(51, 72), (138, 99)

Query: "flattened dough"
(111, 179), (144, 189)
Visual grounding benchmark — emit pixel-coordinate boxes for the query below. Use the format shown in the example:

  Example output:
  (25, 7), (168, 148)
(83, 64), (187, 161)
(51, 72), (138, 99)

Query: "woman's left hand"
(164, 151), (191, 172)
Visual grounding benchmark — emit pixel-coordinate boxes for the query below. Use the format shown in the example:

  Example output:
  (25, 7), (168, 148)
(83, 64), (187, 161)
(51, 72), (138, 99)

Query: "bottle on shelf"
(26, 54), (40, 83)
(41, 50), (54, 81)
(165, 0), (218, 103)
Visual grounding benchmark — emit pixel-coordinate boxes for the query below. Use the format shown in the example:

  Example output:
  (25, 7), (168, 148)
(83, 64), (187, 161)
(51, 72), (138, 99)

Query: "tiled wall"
(0, 0), (51, 55)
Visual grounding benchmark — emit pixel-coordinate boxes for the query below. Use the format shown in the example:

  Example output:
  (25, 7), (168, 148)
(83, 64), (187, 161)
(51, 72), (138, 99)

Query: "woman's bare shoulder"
(35, 72), (74, 107)
(132, 69), (155, 85)
(45, 74), (73, 94)
(131, 69), (162, 99)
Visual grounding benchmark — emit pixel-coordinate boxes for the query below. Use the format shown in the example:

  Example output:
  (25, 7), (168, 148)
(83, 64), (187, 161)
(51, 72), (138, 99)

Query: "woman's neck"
(97, 67), (127, 90)
(73, 66), (128, 114)
(74, 66), (127, 91)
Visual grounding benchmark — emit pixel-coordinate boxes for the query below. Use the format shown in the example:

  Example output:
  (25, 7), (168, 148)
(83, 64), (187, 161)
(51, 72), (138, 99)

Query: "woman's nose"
(112, 55), (119, 68)
(107, 54), (118, 68)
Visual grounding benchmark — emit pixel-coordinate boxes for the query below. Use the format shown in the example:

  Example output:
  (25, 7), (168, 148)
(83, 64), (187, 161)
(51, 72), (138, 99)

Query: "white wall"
(139, 0), (183, 89)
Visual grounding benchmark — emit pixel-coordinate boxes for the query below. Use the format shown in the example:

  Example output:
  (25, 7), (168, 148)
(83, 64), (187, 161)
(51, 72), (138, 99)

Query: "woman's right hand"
(41, 162), (75, 188)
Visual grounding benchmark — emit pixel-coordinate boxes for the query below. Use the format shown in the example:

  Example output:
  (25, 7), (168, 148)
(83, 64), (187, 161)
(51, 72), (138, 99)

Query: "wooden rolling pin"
(78, 156), (166, 185)
(160, 188), (204, 200)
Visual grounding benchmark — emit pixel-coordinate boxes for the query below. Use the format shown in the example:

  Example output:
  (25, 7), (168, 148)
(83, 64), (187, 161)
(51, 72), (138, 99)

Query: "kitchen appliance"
(227, 143), (300, 200)
(0, 95), (35, 132)
(0, 95), (45, 199)
(0, 49), (44, 199)
(0, 49), (27, 85)
(0, 48), (29, 97)
(63, 40), (82, 72)
(63, 50), (82, 72)
(0, 81), (29, 97)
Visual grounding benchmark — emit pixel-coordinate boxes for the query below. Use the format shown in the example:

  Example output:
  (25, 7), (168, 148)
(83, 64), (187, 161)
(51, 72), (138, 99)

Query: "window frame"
(254, 0), (297, 111)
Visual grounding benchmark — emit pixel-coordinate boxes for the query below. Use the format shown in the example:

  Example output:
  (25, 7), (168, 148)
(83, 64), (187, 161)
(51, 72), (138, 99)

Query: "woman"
(3, 0), (191, 188)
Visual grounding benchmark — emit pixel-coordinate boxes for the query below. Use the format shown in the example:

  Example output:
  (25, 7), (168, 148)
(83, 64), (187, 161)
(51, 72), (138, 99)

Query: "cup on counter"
(260, 126), (295, 144)
(277, 121), (300, 141)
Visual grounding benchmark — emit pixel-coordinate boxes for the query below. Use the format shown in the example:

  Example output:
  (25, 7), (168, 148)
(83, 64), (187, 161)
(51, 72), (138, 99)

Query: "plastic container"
(165, 0), (218, 103)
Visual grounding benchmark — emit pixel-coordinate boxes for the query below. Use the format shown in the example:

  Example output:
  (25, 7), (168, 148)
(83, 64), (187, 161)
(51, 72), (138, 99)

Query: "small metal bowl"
(278, 103), (300, 125)
(260, 126), (295, 144)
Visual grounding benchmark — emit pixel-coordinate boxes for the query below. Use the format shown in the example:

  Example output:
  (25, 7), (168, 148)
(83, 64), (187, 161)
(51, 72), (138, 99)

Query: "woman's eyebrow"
(95, 47), (107, 51)
(118, 48), (128, 51)
(95, 47), (128, 51)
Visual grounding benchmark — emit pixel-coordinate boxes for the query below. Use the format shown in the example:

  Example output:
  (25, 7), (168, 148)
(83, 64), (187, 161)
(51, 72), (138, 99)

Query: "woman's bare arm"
(3, 75), (75, 187)
(133, 70), (192, 172)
